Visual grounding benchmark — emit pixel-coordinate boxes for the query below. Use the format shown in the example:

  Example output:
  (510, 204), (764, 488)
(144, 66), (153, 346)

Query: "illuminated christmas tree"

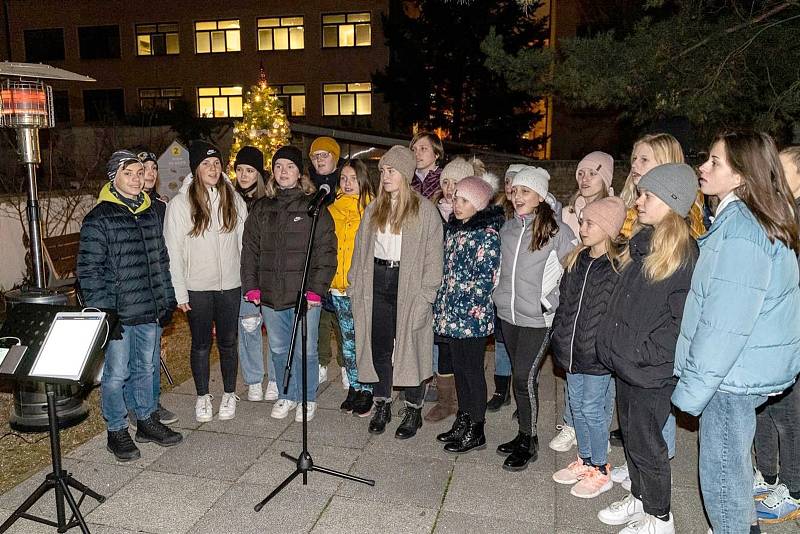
(229, 66), (291, 173)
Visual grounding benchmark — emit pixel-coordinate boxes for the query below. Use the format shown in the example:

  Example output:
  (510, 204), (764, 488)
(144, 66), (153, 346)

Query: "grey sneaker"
(155, 403), (178, 425)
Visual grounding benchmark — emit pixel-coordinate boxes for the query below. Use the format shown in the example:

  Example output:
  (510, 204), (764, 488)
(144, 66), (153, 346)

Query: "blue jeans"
(331, 295), (371, 392)
(262, 304), (321, 402)
(102, 322), (159, 431)
(494, 340), (511, 377)
(700, 391), (767, 533)
(563, 376), (615, 430)
(238, 297), (276, 385)
(567, 373), (612, 466)
(123, 331), (162, 414)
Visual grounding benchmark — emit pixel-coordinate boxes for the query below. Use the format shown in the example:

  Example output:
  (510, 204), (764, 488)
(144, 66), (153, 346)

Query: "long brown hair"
(188, 175), (239, 237)
(339, 158), (375, 212)
(528, 202), (560, 252)
(370, 177), (420, 234)
(716, 131), (799, 254)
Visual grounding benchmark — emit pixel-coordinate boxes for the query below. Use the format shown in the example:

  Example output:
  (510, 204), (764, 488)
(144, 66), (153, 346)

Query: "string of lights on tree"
(228, 66), (291, 175)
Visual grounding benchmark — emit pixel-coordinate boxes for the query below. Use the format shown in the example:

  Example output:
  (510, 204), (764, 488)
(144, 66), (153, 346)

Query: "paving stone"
(313, 495), (436, 534)
(199, 396), (292, 438)
(156, 391), (204, 430)
(434, 511), (537, 534)
(148, 429), (268, 482)
(280, 406), (372, 450)
(188, 483), (328, 534)
(65, 431), (179, 469)
(86, 470), (229, 533)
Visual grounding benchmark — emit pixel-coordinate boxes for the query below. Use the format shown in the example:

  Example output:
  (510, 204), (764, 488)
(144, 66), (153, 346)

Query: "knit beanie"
(512, 166), (550, 199)
(234, 146), (265, 176)
(136, 149), (158, 167)
(576, 151), (614, 192)
(440, 157), (474, 185)
(272, 145), (304, 174)
(188, 140), (222, 177)
(505, 163), (526, 182)
(379, 145), (416, 183)
(581, 197), (627, 239)
(106, 150), (141, 181)
(309, 136), (341, 161)
(637, 163), (699, 218)
(454, 176), (495, 212)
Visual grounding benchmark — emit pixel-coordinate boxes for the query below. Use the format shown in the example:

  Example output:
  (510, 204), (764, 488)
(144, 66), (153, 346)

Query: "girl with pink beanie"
(562, 151), (615, 237)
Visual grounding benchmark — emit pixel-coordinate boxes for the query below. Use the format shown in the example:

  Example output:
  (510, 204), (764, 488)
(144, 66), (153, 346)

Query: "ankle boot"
(340, 386), (357, 413)
(503, 433), (538, 471)
(445, 420), (486, 453)
(395, 405), (423, 439)
(424, 374), (457, 422)
(368, 400), (392, 434)
(107, 429), (141, 461)
(436, 411), (470, 443)
(135, 415), (183, 447)
(486, 375), (511, 412)
(496, 431), (524, 455)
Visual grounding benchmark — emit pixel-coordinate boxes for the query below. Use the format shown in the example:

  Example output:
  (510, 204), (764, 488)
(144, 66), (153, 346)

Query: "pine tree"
(229, 67), (291, 172)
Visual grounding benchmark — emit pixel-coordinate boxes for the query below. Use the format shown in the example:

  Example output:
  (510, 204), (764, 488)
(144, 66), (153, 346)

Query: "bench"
(42, 232), (80, 287)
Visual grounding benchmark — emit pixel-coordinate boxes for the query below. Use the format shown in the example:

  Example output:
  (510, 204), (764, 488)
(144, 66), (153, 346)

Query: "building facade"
(1, 0), (390, 129)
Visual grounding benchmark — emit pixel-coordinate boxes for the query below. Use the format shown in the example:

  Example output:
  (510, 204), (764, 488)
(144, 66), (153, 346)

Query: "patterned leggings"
(500, 321), (551, 436)
(331, 294), (372, 392)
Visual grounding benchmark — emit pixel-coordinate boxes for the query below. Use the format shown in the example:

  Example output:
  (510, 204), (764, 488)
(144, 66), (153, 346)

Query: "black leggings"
(448, 336), (488, 423)
(436, 341), (453, 375)
(187, 288), (240, 395)
(500, 321), (550, 436)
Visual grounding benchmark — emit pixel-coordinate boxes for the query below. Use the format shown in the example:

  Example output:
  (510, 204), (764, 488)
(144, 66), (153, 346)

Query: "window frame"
(273, 84), (306, 117)
(322, 82), (372, 116)
(257, 16), (304, 51)
(138, 87), (184, 112)
(82, 88), (126, 122)
(77, 25), (122, 60)
(23, 28), (66, 62)
(321, 12), (371, 48)
(196, 86), (244, 118)
(135, 22), (180, 56)
(194, 19), (241, 54)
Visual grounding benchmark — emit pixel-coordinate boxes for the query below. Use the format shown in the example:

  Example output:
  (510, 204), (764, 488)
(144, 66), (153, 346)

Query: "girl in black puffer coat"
(551, 197), (629, 500)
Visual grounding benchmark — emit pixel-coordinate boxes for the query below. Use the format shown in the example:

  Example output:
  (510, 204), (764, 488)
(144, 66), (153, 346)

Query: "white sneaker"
(295, 401), (317, 422)
(265, 381), (279, 401)
(319, 365), (328, 384)
(247, 383), (264, 402)
(598, 493), (645, 526)
(195, 394), (213, 423)
(341, 367), (350, 390)
(270, 399), (298, 419)
(218, 392), (239, 420)
(548, 424), (577, 452)
(753, 468), (779, 500)
(619, 512), (675, 534)
(611, 462), (632, 493)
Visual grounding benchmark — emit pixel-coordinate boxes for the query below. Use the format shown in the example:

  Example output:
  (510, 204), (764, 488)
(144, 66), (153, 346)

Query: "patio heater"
(0, 62), (95, 431)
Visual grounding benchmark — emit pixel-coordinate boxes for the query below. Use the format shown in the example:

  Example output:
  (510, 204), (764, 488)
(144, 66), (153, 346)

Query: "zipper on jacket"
(568, 257), (596, 373)
(510, 216), (527, 325)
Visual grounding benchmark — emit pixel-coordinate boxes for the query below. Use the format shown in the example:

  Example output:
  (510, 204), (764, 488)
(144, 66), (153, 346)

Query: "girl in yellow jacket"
(328, 159), (375, 417)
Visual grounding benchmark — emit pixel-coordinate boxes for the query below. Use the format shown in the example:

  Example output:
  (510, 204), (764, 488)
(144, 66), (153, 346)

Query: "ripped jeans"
(239, 297), (276, 386)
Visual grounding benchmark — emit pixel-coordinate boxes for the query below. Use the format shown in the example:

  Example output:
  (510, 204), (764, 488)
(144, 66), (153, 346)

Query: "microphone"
(307, 183), (332, 216)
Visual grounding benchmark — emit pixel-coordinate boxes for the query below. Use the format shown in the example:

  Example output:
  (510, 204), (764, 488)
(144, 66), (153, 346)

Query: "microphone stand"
(254, 194), (374, 511)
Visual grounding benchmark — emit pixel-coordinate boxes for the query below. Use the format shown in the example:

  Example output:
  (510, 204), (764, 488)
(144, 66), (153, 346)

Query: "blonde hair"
(621, 133), (685, 208)
(565, 237), (631, 274)
(264, 172), (316, 198)
(640, 211), (695, 282)
(369, 178), (420, 234)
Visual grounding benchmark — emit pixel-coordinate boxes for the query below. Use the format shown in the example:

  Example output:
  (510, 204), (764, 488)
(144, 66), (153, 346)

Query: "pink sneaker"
(570, 465), (613, 498)
(552, 457), (594, 485)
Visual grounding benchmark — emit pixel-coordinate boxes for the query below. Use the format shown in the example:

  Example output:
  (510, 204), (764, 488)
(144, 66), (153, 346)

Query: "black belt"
(374, 258), (400, 268)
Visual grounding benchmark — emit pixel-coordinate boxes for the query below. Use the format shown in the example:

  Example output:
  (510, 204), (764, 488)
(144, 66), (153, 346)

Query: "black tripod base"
(0, 469), (105, 533)
(254, 450), (375, 511)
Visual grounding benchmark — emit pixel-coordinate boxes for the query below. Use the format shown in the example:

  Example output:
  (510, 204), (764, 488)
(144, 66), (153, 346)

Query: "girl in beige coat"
(349, 145), (443, 439)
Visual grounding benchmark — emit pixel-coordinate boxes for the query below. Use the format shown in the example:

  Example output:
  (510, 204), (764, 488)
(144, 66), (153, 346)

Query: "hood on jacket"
(97, 182), (151, 214)
(446, 204), (505, 233)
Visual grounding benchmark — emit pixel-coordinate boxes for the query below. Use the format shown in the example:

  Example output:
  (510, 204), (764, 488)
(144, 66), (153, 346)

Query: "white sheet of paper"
(0, 347), (8, 366)
(30, 317), (103, 380)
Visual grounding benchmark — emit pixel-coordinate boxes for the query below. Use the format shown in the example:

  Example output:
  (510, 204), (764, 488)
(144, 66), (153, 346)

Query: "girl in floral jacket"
(433, 176), (503, 454)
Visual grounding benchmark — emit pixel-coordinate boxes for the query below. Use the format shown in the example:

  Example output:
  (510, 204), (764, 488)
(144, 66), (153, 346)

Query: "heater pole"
(17, 125), (46, 289)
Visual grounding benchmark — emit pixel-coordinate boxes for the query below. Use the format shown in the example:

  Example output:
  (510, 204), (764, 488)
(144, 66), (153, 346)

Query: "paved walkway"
(1, 356), (798, 533)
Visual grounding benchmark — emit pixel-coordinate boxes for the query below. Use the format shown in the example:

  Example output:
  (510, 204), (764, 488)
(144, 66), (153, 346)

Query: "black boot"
(436, 411), (470, 443)
(502, 434), (537, 471)
(107, 429), (141, 462)
(135, 415), (183, 447)
(395, 405), (423, 440)
(368, 400), (392, 434)
(486, 375), (511, 412)
(340, 387), (357, 413)
(496, 432), (524, 455)
(444, 420), (486, 454)
(609, 428), (624, 447)
(351, 390), (374, 417)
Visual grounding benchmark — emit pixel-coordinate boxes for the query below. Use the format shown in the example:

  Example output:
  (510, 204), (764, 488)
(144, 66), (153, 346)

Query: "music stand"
(0, 303), (116, 533)
(254, 197), (374, 511)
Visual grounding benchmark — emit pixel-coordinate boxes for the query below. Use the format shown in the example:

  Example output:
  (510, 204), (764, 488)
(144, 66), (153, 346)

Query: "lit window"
(195, 20), (240, 54)
(258, 17), (304, 50)
(322, 82), (371, 116)
(136, 23), (179, 56)
(197, 86), (243, 117)
(274, 85), (306, 117)
(322, 12), (371, 48)
(139, 88), (183, 111)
